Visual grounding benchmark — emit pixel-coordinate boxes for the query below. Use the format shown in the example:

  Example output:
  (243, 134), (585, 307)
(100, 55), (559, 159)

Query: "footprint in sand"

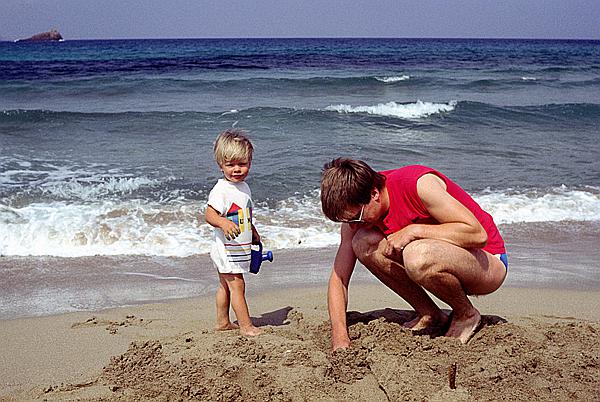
(71, 315), (150, 334)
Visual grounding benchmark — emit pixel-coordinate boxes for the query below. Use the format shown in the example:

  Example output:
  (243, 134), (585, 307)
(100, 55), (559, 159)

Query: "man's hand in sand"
(332, 333), (351, 352)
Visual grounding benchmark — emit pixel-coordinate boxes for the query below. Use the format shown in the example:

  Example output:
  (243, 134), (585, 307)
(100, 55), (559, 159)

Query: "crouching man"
(320, 158), (508, 350)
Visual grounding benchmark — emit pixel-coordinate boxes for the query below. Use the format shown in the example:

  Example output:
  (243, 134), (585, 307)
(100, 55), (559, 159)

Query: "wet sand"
(2, 221), (600, 321)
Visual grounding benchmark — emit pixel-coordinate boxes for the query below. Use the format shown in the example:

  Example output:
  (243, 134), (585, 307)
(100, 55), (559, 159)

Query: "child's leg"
(215, 273), (239, 331)
(222, 273), (262, 336)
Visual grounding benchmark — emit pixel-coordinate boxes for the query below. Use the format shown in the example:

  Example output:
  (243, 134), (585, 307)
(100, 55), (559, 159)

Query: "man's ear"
(371, 187), (380, 201)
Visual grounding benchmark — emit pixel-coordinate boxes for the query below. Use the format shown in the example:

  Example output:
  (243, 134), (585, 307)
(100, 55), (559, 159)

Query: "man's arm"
(385, 173), (487, 255)
(328, 223), (358, 351)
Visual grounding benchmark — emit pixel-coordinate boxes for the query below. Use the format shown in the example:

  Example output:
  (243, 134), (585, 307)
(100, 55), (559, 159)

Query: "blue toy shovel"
(250, 242), (273, 274)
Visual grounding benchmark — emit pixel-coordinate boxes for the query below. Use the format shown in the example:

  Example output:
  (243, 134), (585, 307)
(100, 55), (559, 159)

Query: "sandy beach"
(1, 280), (599, 401)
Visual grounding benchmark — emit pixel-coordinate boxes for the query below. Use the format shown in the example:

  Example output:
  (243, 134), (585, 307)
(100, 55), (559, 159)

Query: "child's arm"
(205, 205), (240, 240)
(251, 225), (261, 244)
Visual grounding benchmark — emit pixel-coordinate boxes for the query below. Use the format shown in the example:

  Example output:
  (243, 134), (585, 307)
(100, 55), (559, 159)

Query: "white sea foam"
(475, 185), (600, 224)
(1, 156), (163, 201)
(1, 186), (598, 257)
(40, 176), (161, 201)
(118, 272), (203, 282)
(0, 193), (340, 257)
(0, 157), (92, 187)
(375, 75), (410, 83)
(325, 100), (457, 119)
(0, 200), (214, 257)
(1, 156), (149, 189)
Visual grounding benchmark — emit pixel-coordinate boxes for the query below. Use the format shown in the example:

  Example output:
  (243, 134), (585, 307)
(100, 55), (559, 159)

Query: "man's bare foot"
(240, 325), (263, 336)
(403, 312), (449, 332)
(215, 322), (239, 331)
(445, 309), (482, 344)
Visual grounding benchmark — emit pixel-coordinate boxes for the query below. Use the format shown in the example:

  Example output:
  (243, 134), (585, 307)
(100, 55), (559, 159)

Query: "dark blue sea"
(1, 38), (600, 318)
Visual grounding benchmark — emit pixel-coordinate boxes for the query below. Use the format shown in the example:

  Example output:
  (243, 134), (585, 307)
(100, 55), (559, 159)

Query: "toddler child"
(205, 129), (262, 336)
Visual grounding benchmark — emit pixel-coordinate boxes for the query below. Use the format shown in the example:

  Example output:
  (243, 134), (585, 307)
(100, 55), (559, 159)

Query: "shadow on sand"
(251, 306), (294, 327)
(346, 307), (507, 337)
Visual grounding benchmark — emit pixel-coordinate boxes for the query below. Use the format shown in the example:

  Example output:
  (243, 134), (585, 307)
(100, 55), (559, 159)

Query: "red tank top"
(381, 166), (505, 254)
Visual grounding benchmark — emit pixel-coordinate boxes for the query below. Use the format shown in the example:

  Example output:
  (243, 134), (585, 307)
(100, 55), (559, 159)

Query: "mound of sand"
(44, 307), (599, 401)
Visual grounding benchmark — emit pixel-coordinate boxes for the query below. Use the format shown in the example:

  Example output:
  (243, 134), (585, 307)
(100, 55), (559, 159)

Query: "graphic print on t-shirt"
(226, 203), (248, 232)
(224, 201), (252, 263)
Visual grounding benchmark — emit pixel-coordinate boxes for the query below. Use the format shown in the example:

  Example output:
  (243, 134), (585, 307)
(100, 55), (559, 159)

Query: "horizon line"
(2, 35), (600, 42)
(0, 34), (600, 42)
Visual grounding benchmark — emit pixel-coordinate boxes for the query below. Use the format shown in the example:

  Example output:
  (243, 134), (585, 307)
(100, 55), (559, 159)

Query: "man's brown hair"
(320, 158), (386, 222)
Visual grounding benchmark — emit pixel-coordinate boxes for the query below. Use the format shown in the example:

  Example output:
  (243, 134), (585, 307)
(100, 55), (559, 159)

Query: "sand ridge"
(39, 307), (600, 401)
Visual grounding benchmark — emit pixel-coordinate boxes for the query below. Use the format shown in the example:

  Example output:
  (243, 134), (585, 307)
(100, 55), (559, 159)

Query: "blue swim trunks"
(497, 253), (508, 269)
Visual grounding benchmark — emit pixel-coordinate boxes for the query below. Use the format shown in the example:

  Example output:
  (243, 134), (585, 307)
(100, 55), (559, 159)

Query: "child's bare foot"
(445, 309), (482, 344)
(240, 325), (263, 336)
(215, 322), (239, 331)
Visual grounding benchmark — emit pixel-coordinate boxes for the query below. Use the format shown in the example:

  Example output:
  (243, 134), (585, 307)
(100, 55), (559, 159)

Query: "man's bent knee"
(351, 227), (385, 261)
(402, 239), (439, 281)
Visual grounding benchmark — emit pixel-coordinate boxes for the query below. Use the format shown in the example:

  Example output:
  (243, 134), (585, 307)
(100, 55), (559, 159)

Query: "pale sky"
(2, 0), (599, 41)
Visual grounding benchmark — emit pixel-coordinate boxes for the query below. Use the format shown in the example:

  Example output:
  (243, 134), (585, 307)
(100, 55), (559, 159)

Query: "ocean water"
(1, 38), (600, 318)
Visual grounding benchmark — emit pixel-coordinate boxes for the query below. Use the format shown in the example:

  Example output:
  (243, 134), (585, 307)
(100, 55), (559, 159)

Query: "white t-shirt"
(207, 178), (253, 273)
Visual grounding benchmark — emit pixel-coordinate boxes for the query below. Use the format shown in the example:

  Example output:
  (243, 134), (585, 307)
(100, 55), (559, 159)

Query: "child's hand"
(220, 220), (241, 240)
(252, 226), (261, 244)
